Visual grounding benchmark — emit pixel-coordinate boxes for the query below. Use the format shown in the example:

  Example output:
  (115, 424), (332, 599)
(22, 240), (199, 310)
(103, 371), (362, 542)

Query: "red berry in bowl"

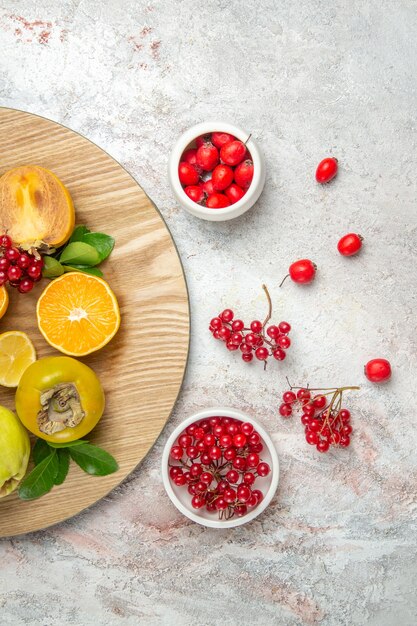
(225, 183), (245, 204)
(212, 164), (234, 191)
(201, 179), (215, 195)
(234, 159), (254, 189)
(316, 157), (338, 183)
(178, 162), (199, 186)
(184, 185), (205, 203)
(364, 358), (391, 383)
(337, 233), (363, 256)
(211, 132), (236, 148)
(220, 140), (247, 166)
(196, 142), (219, 171)
(206, 193), (231, 209)
(182, 148), (202, 172)
(196, 134), (211, 148)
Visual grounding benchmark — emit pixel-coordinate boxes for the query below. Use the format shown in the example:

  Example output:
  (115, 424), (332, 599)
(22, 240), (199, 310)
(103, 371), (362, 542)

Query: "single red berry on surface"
(225, 183), (245, 204)
(287, 259), (317, 285)
(257, 462), (270, 477)
(282, 391), (296, 404)
(170, 445), (183, 460)
(255, 347), (269, 361)
(250, 320), (263, 333)
(338, 233), (363, 256)
(316, 157), (338, 183)
(206, 193), (231, 209)
(306, 431), (319, 445)
(365, 358), (391, 383)
(178, 161), (199, 186)
(277, 335), (291, 349)
(273, 349), (286, 361)
(234, 159), (254, 189)
(196, 142), (219, 171)
(211, 132), (236, 148)
(212, 164), (234, 191)
(182, 148), (202, 172)
(317, 439), (330, 453)
(220, 140), (247, 166)
(184, 185), (205, 203)
(201, 179), (215, 195)
(313, 395), (327, 409)
(0, 234), (12, 248)
(7, 265), (22, 281)
(226, 469), (240, 484)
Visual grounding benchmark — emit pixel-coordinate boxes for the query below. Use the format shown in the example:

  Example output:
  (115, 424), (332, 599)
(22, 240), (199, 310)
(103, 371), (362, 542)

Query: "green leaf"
(82, 233), (115, 262)
(69, 443), (118, 476)
(59, 242), (100, 267)
(63, 265), (103, 277)
(42, 255), (65, 278)
(32, 439), (53, 465)
(69, 225), (90, 243)
(54, 449), (70, 485)
(47, 439), (89, 448)
(18, 451), (59, 500)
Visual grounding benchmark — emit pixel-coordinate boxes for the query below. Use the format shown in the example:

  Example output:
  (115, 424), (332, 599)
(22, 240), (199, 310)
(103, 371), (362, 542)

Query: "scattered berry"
(316, 157), (338, 183)
(364, 359), (391, 383)
(280, 259), (317, 287)
(338, 233), (363, 256)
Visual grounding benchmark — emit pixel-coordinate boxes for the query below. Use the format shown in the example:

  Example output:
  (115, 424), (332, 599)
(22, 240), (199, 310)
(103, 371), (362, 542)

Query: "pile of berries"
(0, 234), (44, 293)
(169, 416), (270, 519)
(210, 285), (291, 365)
(178, 132), (253, 208)
(279, 383), (359, 452)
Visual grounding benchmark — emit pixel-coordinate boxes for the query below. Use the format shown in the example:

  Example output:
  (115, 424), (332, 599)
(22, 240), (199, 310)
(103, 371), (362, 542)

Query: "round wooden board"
(0, 108), (190, 537)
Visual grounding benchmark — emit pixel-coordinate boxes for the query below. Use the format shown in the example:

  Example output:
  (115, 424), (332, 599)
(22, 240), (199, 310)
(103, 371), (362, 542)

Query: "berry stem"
(261, 284), (272, 327)
(279, 274), (289, 288)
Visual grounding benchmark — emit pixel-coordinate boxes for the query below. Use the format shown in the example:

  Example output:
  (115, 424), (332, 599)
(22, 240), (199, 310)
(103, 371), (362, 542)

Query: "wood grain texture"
(0, 108), (189, 537)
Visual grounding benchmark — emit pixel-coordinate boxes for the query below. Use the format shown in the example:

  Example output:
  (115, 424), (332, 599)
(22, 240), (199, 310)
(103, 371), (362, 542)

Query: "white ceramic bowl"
(168, 122), (266, 221)
(161, 408), (279, 528)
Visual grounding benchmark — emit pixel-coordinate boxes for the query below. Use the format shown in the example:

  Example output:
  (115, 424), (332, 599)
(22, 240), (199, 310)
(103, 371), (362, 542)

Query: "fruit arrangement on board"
(0, 165), (120, 502)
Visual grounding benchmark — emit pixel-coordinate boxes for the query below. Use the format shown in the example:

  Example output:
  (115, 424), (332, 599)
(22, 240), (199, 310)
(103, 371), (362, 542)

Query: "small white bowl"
(168, 122), (266, 221)
(161, 407), (279, 528)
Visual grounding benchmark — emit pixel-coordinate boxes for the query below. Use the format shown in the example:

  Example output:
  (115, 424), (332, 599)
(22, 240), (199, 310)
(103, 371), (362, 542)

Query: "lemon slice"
(0, 331), (36, 387)
(0, 286), (9, 320)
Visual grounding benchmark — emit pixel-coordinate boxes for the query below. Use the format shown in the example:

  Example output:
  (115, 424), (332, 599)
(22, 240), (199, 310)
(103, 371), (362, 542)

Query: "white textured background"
(1, 2), (417, 625)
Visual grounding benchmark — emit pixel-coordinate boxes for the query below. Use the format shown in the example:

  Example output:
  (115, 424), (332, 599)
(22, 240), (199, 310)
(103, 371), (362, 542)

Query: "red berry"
(226, 469), (239, 484)
(231, 319), (244, 332)
(306, 431), (319, 445)
(17, 254), (31, 269)
(218, 327), (231, 341)
(313, 395), (327, 409)
(341, 424), (353, 436)
(196, 142), (219, 171)
(184, 185), (204, 203)
(288, 259), (317, 285)
(220, 309), (234, 322)
(277, 335), (291, 349)
(219, 434), (233, 448)
(316, 157), (338, 183)
(0, 257), (9, 271)
(225, 183), (245, 204)
(278, 321), (291, 334)
(0, 271), (7, 286)
(7, 265), (22, 281)
(255, 347), (269, 361)
(200, 472), (213, 485)
(223, 488), (237, 504)
(302, 403), (315, 417)
(316, 439), (330, 453)
(266, 325), (279, 338)
(191, 495), (206, 509)
(182, 148), (202, 172)
(234, 504), (248, 517)
(240, 422), (254, 436)
(232, 456), (246, 471)
(211, 132), (236, 148)
(257, 462), (270, 477)
(196, 134), (211, 148)
(233, 433), (247, 448)
(234, 159), (254, 189)
(338, 233), (363, 256)
(174, 474), (187, 486)
(272, 349), (286, 361)
(201, 179), (215, 195)
(0, 234), (12, 248)
(208, 445), (222, 460)
(215, 496), (228, 510)
(186, 445), (199, 459)
(364, 358), (391, 383)
(252, 489), (263, 504)
(18, 279), (34, 294)
(247, 493), (258, 507)
(297, 389), (311, 402)
(203, 433), (216, 447)
(279, 403), (292, 417)
(206, 193), (231, 209)
(236, 484), (251, 502)
(246, 452), (259, 468)
(339, 409), (350, 422)
(170, 445), (183, 460)
(210, 317), (222, 330)
(212, 164), (234, 191)
(242, 353), (253, 362)
(243, 472), (256, 486)
(220, 140), (246, 166)
(282, 391), (296, 404)
(339, 436), (351, 447)
(250, 320), (262, 333)
(224, 447), (236, 461)
(178, 162), (199, 186)
(308, 419), (321, 432)
(5, 247), (19, 262)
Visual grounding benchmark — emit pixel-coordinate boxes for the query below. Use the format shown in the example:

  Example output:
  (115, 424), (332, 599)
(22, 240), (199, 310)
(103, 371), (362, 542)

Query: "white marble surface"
(1, 1), (417, 625)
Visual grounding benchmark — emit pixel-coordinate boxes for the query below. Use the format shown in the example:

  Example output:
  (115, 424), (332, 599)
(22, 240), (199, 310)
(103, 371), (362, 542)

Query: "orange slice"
(0, 286), (8, 320)
(0, 165), (75, 247)
(36, 272), (120, 356)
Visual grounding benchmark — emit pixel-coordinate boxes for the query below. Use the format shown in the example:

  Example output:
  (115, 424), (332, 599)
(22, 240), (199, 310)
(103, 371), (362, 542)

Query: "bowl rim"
(168, 121), (264, 219)
(161, 407), (279, 528)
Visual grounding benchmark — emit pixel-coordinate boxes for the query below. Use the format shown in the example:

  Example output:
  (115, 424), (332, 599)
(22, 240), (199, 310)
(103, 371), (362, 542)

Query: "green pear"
(0, 406), (30, 497)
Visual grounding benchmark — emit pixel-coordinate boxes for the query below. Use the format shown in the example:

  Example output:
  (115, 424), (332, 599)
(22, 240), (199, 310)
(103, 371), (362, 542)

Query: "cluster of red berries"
(178, 132), (253, 208)
(279, 384), (358, 452)
(0, 234), (44, 293)
(169, 416), (270, 519)
(209, 286), (291, 365)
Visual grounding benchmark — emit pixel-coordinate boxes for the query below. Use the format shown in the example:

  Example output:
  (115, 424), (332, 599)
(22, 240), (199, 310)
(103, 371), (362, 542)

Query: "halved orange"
(36, 272), (120, 356)
(0, 286), (8, 320)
